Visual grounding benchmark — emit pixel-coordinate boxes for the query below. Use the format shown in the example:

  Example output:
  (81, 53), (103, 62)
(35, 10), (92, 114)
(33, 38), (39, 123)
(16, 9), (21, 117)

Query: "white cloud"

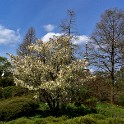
(0, 25), (20, 45)
(72, 35), (91, 45)
(41, 33), (91, 47)
(43, 24), (56, 32)
(41, 32), (61, 42)
(90, 68), (94, 73)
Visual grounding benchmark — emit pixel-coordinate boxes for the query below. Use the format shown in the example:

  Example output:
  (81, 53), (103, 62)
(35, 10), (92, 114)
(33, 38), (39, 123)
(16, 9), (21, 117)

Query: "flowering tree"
(8, 36), (94, 115)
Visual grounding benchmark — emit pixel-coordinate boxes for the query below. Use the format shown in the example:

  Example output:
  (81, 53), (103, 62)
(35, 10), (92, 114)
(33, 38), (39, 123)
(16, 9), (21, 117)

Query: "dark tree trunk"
(40, 89), (60, 116)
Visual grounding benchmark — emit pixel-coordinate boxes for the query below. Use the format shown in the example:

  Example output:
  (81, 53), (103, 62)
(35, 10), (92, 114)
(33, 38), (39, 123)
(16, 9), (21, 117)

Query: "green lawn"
(4, 102), (124, 124)
(96, 102), (124, 118)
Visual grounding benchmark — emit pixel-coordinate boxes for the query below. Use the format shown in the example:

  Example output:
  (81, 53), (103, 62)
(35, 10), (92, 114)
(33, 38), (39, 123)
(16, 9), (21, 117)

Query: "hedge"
(0, 97), (39, 121)
(2, 86), (28, 99)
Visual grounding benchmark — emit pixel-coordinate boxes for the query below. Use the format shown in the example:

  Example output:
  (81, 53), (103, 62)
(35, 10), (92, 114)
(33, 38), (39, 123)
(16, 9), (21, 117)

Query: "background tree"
(0, 56), (14, 87)
(89, 8), (124, 103)
(84, 71), (111, 102)
(115, 66), (124, 88)
(60, 9), (79, 62)
(17, 27), (36, 56)
(8, 36), (94, 115)
(60, 9), (77, 36)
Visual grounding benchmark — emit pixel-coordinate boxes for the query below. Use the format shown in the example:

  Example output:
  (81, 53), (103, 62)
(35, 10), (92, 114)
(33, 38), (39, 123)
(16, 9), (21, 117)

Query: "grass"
(3, 102), (124, 124)
(96, 102), (124, 117)
(5, 114), (124, 124)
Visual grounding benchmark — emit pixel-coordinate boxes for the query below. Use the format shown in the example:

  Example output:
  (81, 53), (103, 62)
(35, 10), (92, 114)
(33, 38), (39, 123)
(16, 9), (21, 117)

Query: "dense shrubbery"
(33, 102), (96, 119)
(5, 114), (124, 124)
(2, 86), (28, 99)
(2, 86), (17, 99)
(96, 103), (124, 118)
(115, 93), (124, 106)
(0, 99), (123, 123)
(59, 103), (96, 117)
(0, 97), (39, 121)
(0, 77), (14, 88)
(0, 87), (2, 99)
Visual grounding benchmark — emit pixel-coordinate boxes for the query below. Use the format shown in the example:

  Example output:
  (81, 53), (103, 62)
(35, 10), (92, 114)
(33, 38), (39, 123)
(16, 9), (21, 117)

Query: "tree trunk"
(40, 89), (60, 116)
(110, 84), (114, 104)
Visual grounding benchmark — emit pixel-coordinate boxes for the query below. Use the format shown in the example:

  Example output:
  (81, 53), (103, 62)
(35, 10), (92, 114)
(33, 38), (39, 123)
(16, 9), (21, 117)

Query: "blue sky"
(0, 0), (124, 58)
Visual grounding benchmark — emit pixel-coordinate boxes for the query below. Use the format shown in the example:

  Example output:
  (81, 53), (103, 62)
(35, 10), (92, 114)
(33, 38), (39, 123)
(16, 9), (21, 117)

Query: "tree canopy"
(17, 27), (36, 56)
(8, 36), (94, 114)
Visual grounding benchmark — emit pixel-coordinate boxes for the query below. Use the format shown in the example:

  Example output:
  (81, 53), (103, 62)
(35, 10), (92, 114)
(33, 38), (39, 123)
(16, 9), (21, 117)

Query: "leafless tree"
(89, 8), (124, 104)
(60, 9), (77, 36)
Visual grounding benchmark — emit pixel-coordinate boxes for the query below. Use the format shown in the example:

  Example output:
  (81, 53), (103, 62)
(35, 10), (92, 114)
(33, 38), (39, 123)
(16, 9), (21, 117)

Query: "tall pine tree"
(17, 27), (36, 56)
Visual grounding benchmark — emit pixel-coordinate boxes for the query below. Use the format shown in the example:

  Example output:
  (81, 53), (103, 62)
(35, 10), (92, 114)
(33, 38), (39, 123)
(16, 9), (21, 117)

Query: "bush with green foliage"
(2, 86), (16, 99)
(2, 95), (124, 123)
(59, 103), (96, 118)
(0, 56), (14, 88)
(0, 87), (2, 98)
(2, 86), (28, 99)
(115, 93), (124, 106)
(0, 97), (39, 121)
(5, 115), (124, 124)
(84, 97), (97, 109)
(0, 77), (14, 88)
(96, 103), (124, 118)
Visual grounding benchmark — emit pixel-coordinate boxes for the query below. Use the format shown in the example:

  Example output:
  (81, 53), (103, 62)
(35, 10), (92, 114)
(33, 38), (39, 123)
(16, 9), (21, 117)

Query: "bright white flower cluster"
(8, 36), (95, 99)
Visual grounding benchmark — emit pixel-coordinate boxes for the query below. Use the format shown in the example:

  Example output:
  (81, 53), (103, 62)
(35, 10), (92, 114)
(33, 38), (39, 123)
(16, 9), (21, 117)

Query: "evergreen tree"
(17, 27), (36, 56)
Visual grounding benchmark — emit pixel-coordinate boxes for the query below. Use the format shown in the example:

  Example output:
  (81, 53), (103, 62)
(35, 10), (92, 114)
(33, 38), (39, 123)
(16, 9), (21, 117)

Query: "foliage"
(0, 77), (14, 88)
(67, 86), (91, 106)
(114, 67), (124, 106)
(115, 93), (124, 106)
(17, 27), (36, 56)
(6, 116), (68, 124)
(0, 56), (14, 87)
(96, 103), (124, 118)
(0, 87), (2, 98)
(59, 103), (96, 118)
(0, 97), (39, 121)
(84, 97), (97, 109)
(5, 102), (124, 123)
(5, 115), (124, 124)
(0, 56), (11, 76)
(2, 86), (28, 99)
(115, 67), (124, 86)
(8, 36), (95, 115)
(6, 117), (33, 124)
(83, 72), (111, 102)
(2, 86), (16, 99)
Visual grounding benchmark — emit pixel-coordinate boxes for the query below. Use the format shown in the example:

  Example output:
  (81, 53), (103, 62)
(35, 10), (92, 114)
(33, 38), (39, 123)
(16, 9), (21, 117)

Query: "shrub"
(12, 86), (29, 97)
(5, 114), (124, 124)
(87, 114), (106, 120)
(2, 86), (15, 98)
(0, 122), (4, 124)
(2, 86), (28, 99)
(115, 94), (124, 106)
(6, 117), (33, 124)
(5, 116), (68, 124)
(0, 77), (14, 88)
(0, 87), (2, 99)
(106, 118), (124, 124)
(96, 103), (124, 118)
(60, 116), (97, 124)
(0, 97), (39, 121)
(60, 103), (96, 117)
(80, 116), (97, 124)
(84, 97), (97, 109)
